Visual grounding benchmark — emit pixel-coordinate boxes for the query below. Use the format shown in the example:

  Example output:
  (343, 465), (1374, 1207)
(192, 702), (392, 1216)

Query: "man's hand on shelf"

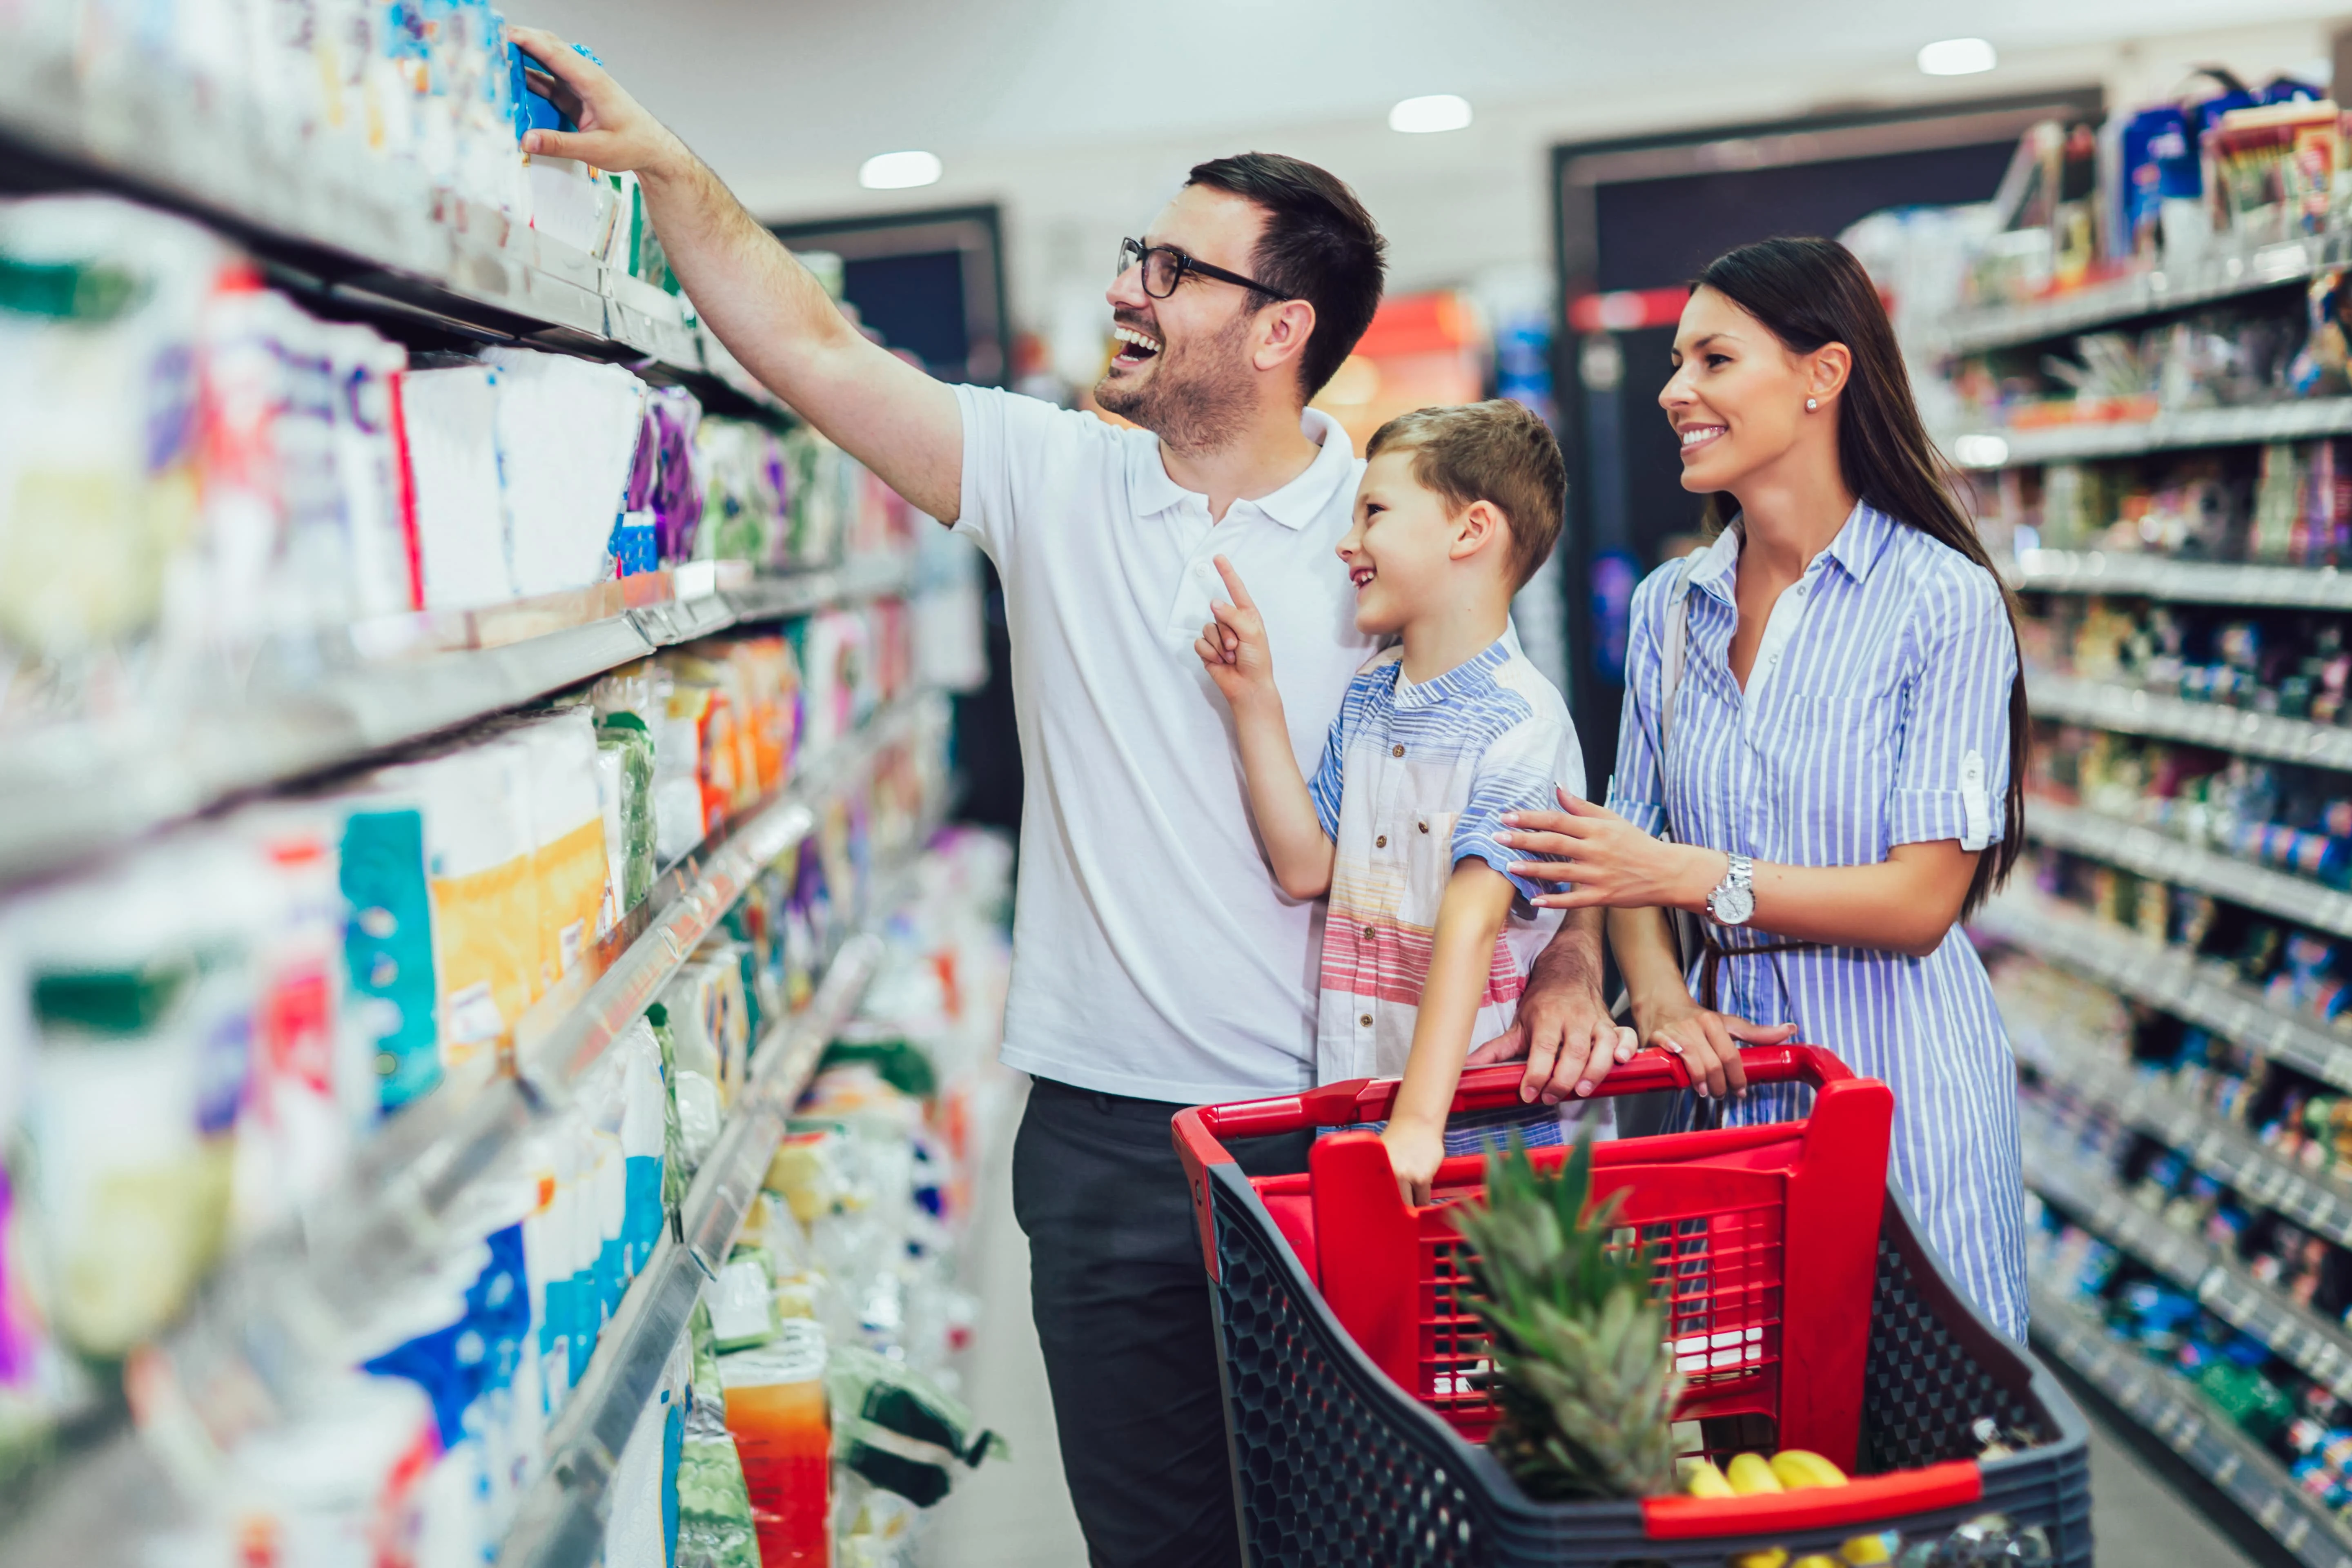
(511, 27), (692, 184)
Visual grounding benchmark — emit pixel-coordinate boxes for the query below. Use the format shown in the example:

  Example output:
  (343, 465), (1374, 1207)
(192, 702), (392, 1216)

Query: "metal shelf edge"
(2027, 1283), (2352, 1568)
(2027, 675), (2352, 775)
(1972, 891), (2352, 1092)
(2024, 798), (2352, 942)
(2005, 552), (2352, 611)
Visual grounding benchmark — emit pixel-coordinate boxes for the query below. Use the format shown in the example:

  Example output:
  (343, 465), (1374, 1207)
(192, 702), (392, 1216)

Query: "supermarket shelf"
(135, 693), (946, 1461)
(2022, 1119), (2352, 1401)
(2028, 1281), (2352, 1568)
(0, 555), (914, 891)
(2005, 550), (2352, 611)
(0, 96), (785, 425)
(2004, 1007), (2352, 1251)
(500, 928), (888, 1568)
(2024, 797), (2352, 942)
(499, 818), (946, 1568)
(1950, 399), (2352, 469)
(2028, 672), (2352, 774)
(1933, 234), (2341, 356)
(1971, 889), (2352, 1093)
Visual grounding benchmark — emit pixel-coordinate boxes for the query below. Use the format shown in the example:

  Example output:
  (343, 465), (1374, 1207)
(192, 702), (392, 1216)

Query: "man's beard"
(1093, 310), (1254, 454)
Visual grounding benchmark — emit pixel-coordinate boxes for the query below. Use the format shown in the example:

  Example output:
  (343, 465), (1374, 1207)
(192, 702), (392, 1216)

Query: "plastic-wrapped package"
(614, 1016), (668, 1281)
(677, 1303), (760, 1568)
(479, 347), (647, 597)
(824, 1344), (1004, 1508)
(363, 737), (539, 1065)
(333, 803), (441, 1113)
(650, 1002), (719, 1174)
(603, 1331), (689, 1568)
(397, 363), (516, 611)
(207, 1372), (443, 1568)
(706, 1248), (779, 1354)
(657, 955), (749, 1111)
(0, 198), (234, 718)
(719, 1319), (830, 1566)
(503, 706), (609, 991)
(6, 834), (257, 1356)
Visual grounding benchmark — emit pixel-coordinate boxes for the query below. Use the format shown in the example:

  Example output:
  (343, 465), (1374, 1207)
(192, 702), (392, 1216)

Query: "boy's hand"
(1380, 1117), (1447, 1206)
(1194, 556), (1276, 709)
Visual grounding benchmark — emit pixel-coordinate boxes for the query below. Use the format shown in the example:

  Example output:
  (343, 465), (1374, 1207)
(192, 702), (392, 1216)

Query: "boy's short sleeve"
(1306, 706), (1348, 842)
(1454, 708), (1586, 904)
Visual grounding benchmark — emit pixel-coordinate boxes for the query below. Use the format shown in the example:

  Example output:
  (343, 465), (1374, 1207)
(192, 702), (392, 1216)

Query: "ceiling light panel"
(1388, 94), (1472, 134)
(859, 150), (943, 189)
(1916, 38), (1997, 76)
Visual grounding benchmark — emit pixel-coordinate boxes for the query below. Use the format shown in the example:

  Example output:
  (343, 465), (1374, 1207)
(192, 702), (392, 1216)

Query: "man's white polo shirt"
(953, 385), (1379, 1105)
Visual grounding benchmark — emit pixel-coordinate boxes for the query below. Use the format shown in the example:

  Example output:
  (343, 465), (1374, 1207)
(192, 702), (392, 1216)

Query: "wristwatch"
(1707, 852), (1755, 927)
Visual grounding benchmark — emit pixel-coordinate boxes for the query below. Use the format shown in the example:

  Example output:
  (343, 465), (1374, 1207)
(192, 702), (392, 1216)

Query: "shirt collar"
(1684, 500), (1895, 599)
(1390, 638), (1512, 711)
(1125, 406), (1356, 530)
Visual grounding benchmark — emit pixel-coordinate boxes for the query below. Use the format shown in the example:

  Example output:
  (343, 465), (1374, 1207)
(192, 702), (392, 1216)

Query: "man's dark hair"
(1185, 152), (1387, 398)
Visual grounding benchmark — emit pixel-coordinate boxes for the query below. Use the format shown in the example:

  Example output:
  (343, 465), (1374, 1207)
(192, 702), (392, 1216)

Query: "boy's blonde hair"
(1364, 399), (1565, 590)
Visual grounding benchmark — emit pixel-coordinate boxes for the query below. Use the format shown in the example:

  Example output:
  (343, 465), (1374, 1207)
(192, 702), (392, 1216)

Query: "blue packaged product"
(340, 808), (440, 1112)
(2118, 105), (2192, 252)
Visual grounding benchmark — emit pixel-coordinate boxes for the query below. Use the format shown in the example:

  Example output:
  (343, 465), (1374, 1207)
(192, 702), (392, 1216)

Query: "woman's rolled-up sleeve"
(1887, 566), (2016, 852)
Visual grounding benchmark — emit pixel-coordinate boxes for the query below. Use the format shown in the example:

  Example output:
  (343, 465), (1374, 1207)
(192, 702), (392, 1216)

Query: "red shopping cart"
(1173, 1045), (2091, 1568)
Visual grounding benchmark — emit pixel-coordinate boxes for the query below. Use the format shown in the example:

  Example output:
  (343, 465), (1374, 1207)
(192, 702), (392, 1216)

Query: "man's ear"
(1254, 298), (1318, 379)
(1449, 499), (1507, 562)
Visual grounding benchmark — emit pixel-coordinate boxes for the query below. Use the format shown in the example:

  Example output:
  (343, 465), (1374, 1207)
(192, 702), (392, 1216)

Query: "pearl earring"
(1806, 397), (1818, 410)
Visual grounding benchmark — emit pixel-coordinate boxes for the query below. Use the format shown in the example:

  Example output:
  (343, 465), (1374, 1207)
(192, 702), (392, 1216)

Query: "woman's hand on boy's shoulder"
(1194, 556), (1278, 710)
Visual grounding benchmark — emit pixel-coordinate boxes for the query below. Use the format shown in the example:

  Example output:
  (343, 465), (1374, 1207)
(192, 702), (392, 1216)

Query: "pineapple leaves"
(1448, 1134), (1685, 1501)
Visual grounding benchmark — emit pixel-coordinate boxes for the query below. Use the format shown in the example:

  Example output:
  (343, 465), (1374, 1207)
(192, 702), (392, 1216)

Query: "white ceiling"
(530, 0), (2347, 186)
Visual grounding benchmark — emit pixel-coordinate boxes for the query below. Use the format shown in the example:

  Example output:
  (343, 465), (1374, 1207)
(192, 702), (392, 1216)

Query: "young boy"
(1196, 399), (1608, 1202)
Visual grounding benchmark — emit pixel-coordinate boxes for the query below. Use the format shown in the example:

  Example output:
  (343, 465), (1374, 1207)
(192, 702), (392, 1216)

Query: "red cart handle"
(1175, 1044), (1855, 1177)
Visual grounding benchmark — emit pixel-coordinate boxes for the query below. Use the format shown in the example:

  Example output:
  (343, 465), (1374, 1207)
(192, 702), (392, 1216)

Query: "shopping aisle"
(2080, 1401), (2262, 1567)
(929, 1076), (1091, 1568)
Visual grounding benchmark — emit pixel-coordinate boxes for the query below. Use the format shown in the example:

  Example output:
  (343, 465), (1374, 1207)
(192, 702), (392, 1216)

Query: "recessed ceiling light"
(1917, 38), (1997, 76)
(859, 150), (942, 190)
(1389, 94), (1472, 134)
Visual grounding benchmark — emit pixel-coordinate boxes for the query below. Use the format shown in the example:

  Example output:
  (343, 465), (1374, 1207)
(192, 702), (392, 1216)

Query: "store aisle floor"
(2080, 1402), (2259, 1568)
(927, 1075), (1091, 1568)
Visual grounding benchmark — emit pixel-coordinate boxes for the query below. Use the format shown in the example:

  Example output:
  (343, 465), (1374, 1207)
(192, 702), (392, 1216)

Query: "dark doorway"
(766, 206), (1022, 833)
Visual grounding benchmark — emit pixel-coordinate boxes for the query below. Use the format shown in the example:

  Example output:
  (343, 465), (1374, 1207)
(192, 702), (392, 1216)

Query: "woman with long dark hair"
(1494, 235), (2031, 1336)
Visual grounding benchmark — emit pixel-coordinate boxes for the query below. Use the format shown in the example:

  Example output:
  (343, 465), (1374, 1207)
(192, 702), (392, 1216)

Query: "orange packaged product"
(719, 1324), (831, 1566)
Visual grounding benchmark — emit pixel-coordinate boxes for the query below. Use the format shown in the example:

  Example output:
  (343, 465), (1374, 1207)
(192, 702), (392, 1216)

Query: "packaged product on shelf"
(479, 346), (651, 598)
(650, 1001), (720, 1172)
(399, 362), (518, 611)
(2207, 101), (2341, 243)
(657, 955), (751, 1110)
(362, 735), (540, 1062)
(719, 1319), (832, 1567)
(602, 1334), (690, 1568)
(677, 1302), (760, 1568)
(697, 419), (794, 570)
(824, 1343), (1004, 1508)
(502, 705), (610, 989)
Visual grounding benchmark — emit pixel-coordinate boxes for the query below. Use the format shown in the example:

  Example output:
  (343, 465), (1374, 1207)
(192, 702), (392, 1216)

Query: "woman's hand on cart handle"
(1635, 993), (1797, 1100)
(1497, 789), (1725, 911)
(510, 27), (692, 182)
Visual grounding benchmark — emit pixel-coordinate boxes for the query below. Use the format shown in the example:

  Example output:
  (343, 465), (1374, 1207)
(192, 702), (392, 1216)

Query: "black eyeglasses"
(1118, 237), (1291, 301)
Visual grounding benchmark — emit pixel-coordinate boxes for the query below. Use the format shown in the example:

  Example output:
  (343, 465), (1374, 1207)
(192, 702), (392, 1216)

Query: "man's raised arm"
(511, 28), (962, 523)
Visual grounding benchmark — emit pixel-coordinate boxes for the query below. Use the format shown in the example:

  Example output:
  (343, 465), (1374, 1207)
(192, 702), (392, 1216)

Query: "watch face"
(1713, 883), (1755, 925)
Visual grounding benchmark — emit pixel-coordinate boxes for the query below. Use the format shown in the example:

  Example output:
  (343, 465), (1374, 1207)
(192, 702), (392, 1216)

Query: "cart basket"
(1172, 1046), (2091, 1567)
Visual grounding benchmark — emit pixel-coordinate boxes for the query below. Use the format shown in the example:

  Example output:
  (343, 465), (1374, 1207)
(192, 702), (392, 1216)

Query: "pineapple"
(1448, 1135), (1684, 1500)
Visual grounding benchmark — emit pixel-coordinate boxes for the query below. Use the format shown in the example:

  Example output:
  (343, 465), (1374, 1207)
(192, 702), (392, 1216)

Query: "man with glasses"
(511, 30), (1628, 1565)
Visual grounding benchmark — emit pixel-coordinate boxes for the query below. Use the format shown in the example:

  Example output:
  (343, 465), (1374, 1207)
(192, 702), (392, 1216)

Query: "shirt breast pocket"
(1399, 809), (1459, 929)
(1767, 692), (1898, 864)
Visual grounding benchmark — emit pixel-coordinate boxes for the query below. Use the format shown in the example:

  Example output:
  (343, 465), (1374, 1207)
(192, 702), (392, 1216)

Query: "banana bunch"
(1678, 1450), (1898, 1568)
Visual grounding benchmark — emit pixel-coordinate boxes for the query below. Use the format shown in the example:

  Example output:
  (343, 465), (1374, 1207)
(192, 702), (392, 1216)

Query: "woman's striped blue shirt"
(1605, 501), (2028, 1339)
